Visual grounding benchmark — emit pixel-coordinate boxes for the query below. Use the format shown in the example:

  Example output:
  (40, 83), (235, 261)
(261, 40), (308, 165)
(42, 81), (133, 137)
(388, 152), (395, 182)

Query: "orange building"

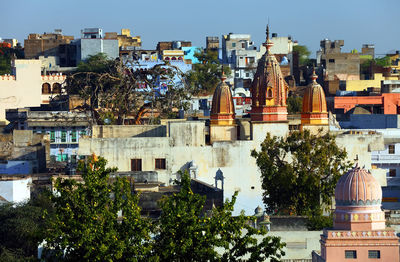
(335, 93), (400, 114)
(316, 165), (400, 261)
(250, 26), (288, 122)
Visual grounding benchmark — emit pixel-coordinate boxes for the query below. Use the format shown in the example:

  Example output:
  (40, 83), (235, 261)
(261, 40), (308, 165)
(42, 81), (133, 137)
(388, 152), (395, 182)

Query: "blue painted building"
(182, 47), (200, 64)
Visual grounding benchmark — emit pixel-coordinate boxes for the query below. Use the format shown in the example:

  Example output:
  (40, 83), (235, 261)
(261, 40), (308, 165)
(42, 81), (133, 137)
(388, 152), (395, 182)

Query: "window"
(52, 83), (62, 94)
(329, 59), (335, 63)
(345, 250), (357, 259)
(50, 131), (55, 143)
(71, 131), (77, 142)
(131, 159), (142, 171)
(245, 73), (249, 77)
(389, 169), (396, 177)
(80, 130), (86, 137)
(389, 144), (395, 154)
(267, 88), (273, 98)
(368, 250), (380, 259)
(242, 43), (245, 48)
(155, 158), (166, 170)
(61, 131), (67, 142)
(231, 43), (236, 47)
(42, 83), (51, 94)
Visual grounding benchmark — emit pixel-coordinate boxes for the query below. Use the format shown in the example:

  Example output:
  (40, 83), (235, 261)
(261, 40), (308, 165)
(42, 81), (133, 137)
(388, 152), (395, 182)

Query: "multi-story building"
(74, 28), (119, 63)
(317, 39), (360, 83)
(221, 33), (258, 89)
(24, 29), (74, 59)
(206, 36), (219, 52)
(117, 29), (141, 49)
(6, 107), (91, 163)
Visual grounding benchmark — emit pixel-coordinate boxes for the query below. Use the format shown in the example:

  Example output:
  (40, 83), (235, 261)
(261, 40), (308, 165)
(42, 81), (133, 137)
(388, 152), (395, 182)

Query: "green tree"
(293, 45), (311, 66)
(186, 49), (231, 94)
(287, 96), (303, 114)
(0, 46), (24, 75)
(251, 130), (351, 217)
(0, 193), (53, 261)
(44, 155), (152, 261)
(374, 56), (391, 67)
(67, 53), (195, 125)
(153, 171), (285, 262)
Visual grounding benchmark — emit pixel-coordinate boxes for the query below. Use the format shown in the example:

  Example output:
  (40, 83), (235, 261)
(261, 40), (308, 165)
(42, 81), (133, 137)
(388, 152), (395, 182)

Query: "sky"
(1, 0), (399, 58)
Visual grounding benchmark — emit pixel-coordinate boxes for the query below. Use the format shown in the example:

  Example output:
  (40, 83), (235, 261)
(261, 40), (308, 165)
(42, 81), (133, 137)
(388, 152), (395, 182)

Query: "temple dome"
(335, 165), (382, 206)
(301, 71), (328, 126)
(210, 74), (235, 125)
(302, 72), (327, 114)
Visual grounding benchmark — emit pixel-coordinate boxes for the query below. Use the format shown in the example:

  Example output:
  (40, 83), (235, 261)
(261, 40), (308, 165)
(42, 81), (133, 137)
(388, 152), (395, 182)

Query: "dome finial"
(311, 68), (318, 83)
(221, 66), (226, 81)
(263, 24), (274, 51)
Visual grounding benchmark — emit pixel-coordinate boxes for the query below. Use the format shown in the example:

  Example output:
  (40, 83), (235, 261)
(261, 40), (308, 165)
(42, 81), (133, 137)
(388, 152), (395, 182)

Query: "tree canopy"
(66, 53), (196, 125)
(292, 45), (311, 66)
(251, 130), (351, 217)
(0, 192), (53, 261)
(154, 171), (285, 262)
(287, 96), (303, 114)
(44, 155), (152, 261)
(42, 157), (285, 261)
(186, 49), (231, 94)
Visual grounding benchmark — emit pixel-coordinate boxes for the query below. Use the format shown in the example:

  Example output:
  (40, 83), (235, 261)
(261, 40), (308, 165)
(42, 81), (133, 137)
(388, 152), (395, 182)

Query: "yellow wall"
(345, 74), (397, 91)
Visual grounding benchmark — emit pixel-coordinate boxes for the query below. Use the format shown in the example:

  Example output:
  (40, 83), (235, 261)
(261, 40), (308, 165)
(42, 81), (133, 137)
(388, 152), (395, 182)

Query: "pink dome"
(335, 165), (382, 206)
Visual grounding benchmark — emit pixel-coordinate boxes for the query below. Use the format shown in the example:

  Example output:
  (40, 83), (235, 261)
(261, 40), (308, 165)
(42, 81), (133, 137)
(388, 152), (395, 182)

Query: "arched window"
(52, 83), (62, 94)
(42, 83), (51, 94)
(171, 57), (177, 61)
(267, 88), (273, 98)
(164, 57), (170, 61)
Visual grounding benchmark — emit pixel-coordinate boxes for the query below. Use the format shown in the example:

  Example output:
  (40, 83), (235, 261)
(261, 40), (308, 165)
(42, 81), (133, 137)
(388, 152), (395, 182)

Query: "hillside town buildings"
(2, 22), (400, 261)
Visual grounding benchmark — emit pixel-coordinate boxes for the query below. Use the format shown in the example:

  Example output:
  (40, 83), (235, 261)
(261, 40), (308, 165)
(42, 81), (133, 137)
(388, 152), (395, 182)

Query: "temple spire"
(311, 68), (318, 82)
(263, 24), (274, 51)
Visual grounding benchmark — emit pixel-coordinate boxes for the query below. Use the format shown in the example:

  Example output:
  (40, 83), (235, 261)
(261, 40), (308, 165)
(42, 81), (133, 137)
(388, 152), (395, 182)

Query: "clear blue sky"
(2, 0), (399, 57)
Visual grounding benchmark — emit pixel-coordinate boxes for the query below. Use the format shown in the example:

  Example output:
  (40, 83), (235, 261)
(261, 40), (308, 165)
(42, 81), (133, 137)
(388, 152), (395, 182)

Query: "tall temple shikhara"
(250, 25), (288, 122)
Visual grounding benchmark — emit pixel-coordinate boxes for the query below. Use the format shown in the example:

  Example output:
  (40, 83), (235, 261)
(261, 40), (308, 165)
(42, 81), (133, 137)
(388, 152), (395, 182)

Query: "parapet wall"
(92, 125), (167, 138)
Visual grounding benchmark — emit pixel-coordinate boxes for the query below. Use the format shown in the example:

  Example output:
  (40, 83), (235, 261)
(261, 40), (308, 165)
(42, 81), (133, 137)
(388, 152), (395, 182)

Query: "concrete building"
(156, 41), (192, 54)
(24, 29), (74, 59)
(0, 59), (67, 122)
(317, 39), (360, 82)
(75, 28), (119, 63)
(313, 166), (400, 261)
(0, 130), (48, 175)
(206, 36), (219, 52)
(258, 33), (294, 55)
(6, 107), (91, 163)
(221, 33), (258, 89)
(335, 93), (400, 114)
(116, 28), (141, 48)
(0, 60), (42, 122)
